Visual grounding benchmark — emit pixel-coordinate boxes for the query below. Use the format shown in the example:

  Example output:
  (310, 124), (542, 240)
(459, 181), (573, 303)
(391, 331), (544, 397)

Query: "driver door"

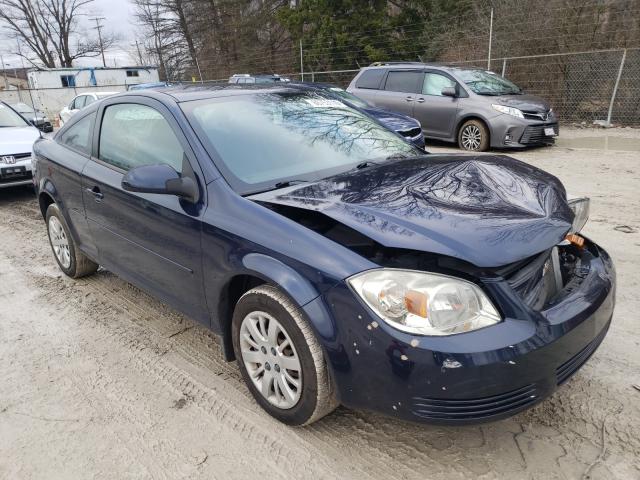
(413, 71), (460, 138)
(81, 98), (208, 323)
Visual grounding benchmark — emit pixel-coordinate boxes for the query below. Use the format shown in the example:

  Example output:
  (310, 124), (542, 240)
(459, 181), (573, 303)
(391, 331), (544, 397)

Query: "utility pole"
(91, 17), (107, 67)
(133, 40), (144, 65)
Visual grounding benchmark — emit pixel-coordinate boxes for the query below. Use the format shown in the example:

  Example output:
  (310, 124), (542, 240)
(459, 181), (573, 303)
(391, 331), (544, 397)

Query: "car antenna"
(24, 81), (43, 138)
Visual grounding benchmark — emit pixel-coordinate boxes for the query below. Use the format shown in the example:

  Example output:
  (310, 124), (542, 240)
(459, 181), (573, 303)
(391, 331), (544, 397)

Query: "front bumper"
(398, 128), (426, 148)
(490, 116), (559, 148)
(305, 240), (615, 424)
(0, 155), (33, 189)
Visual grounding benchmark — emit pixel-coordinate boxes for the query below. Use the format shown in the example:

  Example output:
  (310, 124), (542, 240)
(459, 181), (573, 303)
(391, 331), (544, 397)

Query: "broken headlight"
(348, 269), (501, 336)
(568, 197), (590, 233)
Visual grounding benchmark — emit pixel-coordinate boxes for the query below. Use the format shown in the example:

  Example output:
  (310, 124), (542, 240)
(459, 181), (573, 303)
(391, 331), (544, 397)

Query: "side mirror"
(441, 87), (457, 97)
(122, 164), (199, 203)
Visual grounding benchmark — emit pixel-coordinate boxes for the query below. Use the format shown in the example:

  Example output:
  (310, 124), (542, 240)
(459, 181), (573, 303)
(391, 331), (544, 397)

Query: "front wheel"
(458, 119), (489, 151)
(232, 285), (337, 425)
(46, 204), (98, 278)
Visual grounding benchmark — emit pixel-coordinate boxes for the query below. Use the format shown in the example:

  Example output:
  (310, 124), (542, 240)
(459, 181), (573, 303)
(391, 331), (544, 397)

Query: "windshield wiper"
(273, 179), (308, 189)
(355, 161), (380, 169)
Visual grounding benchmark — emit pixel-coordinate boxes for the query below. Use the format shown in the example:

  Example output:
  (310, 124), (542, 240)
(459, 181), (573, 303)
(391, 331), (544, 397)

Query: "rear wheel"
(232, 285), (337, 425)
(458, 119), (489, 151)
(46, 204), (98, 278)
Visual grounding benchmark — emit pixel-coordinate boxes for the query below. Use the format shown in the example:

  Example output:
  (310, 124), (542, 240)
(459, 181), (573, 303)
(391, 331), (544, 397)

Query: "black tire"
(45, 203), (98, 278)
(232, 285), (337, 425)
(458, 119), (490, 151)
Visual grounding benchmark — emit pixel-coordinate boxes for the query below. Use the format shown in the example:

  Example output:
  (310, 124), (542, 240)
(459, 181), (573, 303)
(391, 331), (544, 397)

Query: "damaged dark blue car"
(33, 85), (615, 426)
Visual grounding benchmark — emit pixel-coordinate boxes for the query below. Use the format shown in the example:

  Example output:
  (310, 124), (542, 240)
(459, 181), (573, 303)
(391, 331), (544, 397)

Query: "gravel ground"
(0, 128), (639, 480)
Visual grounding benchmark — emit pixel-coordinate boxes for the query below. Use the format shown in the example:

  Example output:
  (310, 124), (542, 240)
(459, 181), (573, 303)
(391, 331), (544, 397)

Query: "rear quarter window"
(59, 113), (94, 156)
(355, 69), (386, 89)
(384, 71), (423, 94)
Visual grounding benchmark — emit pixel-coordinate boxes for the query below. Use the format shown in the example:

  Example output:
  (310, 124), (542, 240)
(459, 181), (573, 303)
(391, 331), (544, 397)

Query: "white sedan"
(59, 91), (119, 125)
(0, 102), (41, 189)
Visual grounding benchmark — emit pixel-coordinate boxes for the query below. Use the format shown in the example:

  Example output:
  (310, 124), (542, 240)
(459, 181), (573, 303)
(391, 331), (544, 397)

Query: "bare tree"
(0, 0), (116, 67)
(134, 0), (190, 80)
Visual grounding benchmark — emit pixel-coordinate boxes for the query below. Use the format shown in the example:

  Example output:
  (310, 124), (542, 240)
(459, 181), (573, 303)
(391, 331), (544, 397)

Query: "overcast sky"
(1, 0), (139, 70)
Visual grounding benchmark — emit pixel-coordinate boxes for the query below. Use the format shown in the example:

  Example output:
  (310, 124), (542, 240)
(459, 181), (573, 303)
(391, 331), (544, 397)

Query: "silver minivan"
(347, 62), (558, 151)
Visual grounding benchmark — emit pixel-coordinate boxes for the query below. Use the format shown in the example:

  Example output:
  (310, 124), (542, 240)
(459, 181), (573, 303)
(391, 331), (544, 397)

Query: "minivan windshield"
(0, 103), (30, 127)
(456, 69), (522, 95)
(183, 91), (420, 194)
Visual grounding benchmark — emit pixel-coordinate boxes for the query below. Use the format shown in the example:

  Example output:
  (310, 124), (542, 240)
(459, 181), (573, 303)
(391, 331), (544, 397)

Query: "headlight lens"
(348, 269), (501, 336)
(492, 104), (524, 119)
(568, 197), (590, 233)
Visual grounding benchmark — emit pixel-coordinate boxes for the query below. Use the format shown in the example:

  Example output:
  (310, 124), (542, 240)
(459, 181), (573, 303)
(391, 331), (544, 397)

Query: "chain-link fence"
(194, 48), (639, 127)
(482, 49), (638, 126)
(2, 49), (637, 127)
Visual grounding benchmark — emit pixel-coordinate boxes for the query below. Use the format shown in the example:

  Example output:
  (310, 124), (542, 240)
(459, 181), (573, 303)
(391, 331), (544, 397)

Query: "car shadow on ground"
(425, 138), (555, 154)
(0, 185), (37, 205)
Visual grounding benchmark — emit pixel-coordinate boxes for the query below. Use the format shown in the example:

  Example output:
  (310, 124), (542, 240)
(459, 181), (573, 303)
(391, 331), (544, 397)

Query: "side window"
(59, 113), (94, 155)
(72, 96), (86, 110)
(355, 69), (385, 89)
(99, 103), (184, 173)
(84, 95), (96, 106)
(384, 71), (423, 94)
(422, 73), (456, 96)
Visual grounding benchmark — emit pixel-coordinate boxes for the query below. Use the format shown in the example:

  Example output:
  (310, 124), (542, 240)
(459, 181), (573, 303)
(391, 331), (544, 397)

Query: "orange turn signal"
(405, 290), (428, 318)
(566, 233), (585, 248)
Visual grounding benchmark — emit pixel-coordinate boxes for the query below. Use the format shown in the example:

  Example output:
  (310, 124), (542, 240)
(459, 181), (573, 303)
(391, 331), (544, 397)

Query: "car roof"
(289, 82), (341, 90)
(125, 83), (319, 103)
(364, 62), (487, 74)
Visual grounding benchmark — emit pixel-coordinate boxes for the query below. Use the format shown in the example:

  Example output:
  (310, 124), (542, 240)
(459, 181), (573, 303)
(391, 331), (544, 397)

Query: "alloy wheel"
(239, 311), (302, 409)
(461, 125), (482, 150)
(48, 216), (71, 268)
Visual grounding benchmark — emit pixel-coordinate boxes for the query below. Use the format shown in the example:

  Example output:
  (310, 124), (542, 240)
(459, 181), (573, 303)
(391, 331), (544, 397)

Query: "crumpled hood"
(490, 94), (551, 113)
(363, 106), (420, 132)
(250, 155), (573, 268)
(0, 126), (40, 155)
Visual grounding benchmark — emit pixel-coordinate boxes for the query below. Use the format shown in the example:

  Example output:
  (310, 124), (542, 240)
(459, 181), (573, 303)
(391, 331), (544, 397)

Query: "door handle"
(405, 96), (414, 102)
(86, 186), (104, 201)
(416, 98), (425, 103)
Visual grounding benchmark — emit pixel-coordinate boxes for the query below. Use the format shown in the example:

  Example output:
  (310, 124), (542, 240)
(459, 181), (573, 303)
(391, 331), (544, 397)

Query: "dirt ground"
(1, 127), (639, 480)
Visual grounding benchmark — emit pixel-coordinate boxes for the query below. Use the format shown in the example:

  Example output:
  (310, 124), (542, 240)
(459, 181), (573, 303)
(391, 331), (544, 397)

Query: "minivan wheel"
(458, 119), (489, 151)
(45, 204), (98, 278)
(232, 285), (337, 425)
